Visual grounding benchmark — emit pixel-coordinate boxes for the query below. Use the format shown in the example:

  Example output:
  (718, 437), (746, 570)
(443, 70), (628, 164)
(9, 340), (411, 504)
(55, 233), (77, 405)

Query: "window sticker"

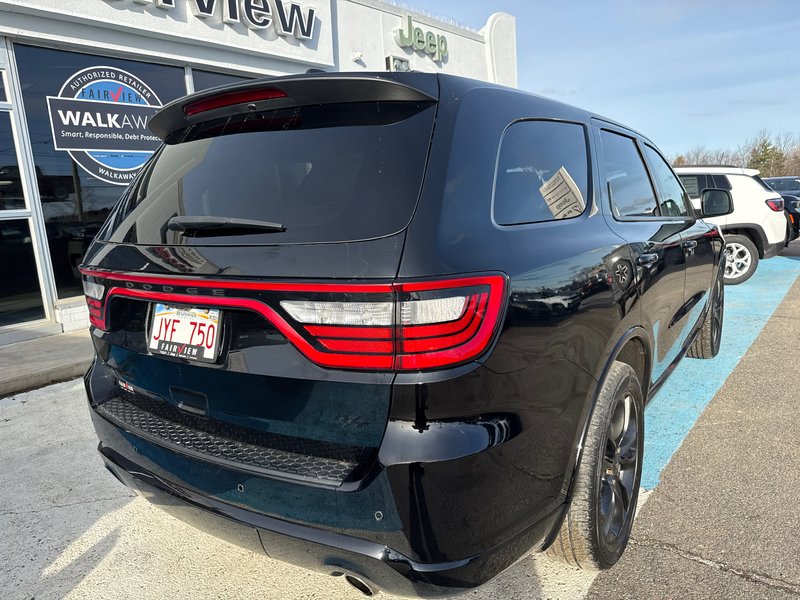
(539, 166), (586, 219)
(46, 66), (163, 185)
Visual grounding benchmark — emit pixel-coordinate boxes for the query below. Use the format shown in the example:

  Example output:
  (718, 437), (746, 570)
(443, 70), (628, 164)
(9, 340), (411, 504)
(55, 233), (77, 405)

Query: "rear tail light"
(81, 277), (107, 330)
(283, 276), (506, 371)
(78, 269), (507, 372)
(393, 278), (504, 370)
(183, 88), (287, 117)
(766, 198), (784, 212)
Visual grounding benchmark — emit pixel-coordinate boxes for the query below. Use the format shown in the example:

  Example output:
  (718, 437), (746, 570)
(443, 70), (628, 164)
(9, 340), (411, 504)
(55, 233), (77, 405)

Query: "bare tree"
(674, 130), (800, 175)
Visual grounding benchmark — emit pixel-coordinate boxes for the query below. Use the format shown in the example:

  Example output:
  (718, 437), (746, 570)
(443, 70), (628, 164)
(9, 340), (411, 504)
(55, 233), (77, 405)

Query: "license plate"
(148, 303), (221, 362)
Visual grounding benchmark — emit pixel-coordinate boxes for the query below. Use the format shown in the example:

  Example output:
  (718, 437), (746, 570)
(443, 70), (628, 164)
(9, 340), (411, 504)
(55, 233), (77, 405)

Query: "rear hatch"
(81, 75), (438, 489)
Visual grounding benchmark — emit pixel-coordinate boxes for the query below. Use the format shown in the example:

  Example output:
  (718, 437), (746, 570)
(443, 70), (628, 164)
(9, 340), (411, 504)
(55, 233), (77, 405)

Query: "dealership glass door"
(0, 41), (48, 327)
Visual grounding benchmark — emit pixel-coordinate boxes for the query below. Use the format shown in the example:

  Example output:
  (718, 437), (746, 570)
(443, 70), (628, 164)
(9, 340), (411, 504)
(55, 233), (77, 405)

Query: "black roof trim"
(149, 73), (439, 140)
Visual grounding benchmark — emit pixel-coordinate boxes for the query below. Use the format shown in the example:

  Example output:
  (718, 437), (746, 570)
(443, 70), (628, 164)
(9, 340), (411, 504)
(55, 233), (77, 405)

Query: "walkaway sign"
(46, 66), (163, 185)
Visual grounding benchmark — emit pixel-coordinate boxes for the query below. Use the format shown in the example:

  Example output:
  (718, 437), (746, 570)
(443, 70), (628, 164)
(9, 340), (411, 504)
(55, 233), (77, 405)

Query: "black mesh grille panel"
(96, 394), (364, 486)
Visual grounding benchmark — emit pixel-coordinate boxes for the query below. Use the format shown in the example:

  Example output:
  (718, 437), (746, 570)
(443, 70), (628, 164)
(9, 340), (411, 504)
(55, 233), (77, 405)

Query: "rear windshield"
(101, 101), (436, 245)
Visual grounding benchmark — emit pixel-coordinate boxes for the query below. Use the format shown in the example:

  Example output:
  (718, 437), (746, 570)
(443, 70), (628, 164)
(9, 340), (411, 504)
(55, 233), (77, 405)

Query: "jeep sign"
(395, 16), (448, 63)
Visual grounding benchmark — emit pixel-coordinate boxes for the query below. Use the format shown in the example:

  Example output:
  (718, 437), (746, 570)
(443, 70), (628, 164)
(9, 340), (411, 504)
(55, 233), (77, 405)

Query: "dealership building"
(0, 0), (517, 342)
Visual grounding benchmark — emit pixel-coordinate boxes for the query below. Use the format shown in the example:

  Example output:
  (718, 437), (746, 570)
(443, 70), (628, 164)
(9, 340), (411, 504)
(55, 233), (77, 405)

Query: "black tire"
(687, 272), (724, 359)
(547, 361), (644, 570)
(722, 234), (758, 285)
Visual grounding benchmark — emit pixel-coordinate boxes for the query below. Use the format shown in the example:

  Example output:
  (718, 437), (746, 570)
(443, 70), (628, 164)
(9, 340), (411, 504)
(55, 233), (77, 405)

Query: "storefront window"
(0, 113), (24, 210)
(192, 69), (253, 92)
(0, 219), (45, 326)
(14, 44), (187, 298)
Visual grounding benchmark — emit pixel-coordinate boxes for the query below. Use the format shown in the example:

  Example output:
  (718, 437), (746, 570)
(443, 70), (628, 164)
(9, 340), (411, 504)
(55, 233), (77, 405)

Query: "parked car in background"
(781, 194), (800, 243)
(80, 73), (730, 597)
(765, 176), (800, 197)
(675, 166), (787, 284)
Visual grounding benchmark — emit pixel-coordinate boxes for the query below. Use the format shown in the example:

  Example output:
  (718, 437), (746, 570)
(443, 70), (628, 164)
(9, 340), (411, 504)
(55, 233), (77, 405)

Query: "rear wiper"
(167, 216), (286, 237)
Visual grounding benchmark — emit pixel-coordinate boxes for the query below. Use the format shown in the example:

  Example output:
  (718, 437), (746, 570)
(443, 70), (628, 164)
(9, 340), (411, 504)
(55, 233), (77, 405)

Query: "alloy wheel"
(725, 242), (751, 280)
(711, 277), (724, 351)
(598, 392), (639, 545)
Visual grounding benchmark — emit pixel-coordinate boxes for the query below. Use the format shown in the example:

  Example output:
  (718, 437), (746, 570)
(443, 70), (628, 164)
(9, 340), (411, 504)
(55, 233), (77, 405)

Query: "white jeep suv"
(675, 166), (787, 284)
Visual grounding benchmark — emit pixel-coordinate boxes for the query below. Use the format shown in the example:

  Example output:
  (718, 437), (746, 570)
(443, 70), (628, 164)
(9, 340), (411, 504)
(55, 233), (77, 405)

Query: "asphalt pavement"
(2, 250), (800, 599)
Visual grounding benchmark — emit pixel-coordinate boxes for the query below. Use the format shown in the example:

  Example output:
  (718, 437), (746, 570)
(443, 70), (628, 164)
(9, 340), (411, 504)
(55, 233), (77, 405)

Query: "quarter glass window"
(494, 120), (590, 225)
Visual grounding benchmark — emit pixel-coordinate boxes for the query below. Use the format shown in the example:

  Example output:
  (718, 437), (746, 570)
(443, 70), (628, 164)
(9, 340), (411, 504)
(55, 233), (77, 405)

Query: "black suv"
(80, 73), (729, 597)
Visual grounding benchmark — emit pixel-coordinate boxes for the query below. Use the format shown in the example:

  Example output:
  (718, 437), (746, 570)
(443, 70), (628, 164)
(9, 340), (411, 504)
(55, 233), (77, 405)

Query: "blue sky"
(402, 0), (800, 157)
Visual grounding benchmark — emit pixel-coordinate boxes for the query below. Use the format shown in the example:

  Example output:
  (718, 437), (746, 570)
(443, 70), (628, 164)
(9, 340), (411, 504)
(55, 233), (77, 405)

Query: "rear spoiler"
(149, 73), (439, 140)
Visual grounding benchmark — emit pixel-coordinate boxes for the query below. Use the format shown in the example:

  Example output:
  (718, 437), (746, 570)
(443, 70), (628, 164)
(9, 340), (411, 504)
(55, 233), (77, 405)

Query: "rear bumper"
(787, 219), (800, 244)
(100, 444), (473, 597)
(85, 359), (569, 597)
(764, 239), (785, 259)
(96, 435), (565, 598)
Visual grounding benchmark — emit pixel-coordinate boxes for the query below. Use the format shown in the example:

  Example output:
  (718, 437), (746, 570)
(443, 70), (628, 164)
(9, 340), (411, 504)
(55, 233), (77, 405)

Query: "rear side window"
(711, 174), (732, 190)
(678, 174), (707, 199)
(493, 120), (590, 225)
(600, 130), (658, 218)
(679, 173), (731, 197)
(103, 101), (436, 245)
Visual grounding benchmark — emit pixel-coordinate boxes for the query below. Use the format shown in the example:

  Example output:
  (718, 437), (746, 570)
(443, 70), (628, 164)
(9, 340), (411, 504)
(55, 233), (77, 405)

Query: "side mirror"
(700, 188), (733, 217)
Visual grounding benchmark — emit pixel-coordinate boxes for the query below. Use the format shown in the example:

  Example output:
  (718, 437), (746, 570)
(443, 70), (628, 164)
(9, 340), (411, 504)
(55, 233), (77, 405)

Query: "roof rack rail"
(677, 164), (741, 168)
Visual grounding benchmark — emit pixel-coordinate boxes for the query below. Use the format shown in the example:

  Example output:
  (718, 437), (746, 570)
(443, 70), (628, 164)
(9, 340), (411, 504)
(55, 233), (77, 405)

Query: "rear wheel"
(687, 273), (724, 359)
(722, 234), (758, 285)
(547, 361), (643, 570)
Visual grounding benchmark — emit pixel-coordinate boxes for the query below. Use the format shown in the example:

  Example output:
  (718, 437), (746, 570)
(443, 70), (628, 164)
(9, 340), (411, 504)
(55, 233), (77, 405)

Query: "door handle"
(637, 253), (659, 267)
(682, 240), (698, 249)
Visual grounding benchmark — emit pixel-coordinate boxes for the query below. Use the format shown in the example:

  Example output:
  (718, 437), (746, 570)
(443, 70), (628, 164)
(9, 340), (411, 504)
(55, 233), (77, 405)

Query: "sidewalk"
(0, 329), (93, 398)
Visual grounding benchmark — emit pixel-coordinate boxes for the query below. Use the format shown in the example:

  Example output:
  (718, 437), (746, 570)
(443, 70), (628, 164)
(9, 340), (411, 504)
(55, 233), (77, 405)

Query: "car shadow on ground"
(0, 380), (136, 600)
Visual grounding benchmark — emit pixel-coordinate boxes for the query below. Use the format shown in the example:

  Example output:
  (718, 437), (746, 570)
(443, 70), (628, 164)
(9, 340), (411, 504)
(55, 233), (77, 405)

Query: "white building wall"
(0, 0), (516, 84)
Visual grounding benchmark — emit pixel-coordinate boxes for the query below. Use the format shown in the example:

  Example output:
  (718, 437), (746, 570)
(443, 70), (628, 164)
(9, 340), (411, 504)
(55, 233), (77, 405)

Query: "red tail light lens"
(766, 198), (784, 212)
(81, 277), (107, 330)
(282, 275), (506, 371)
(394, 277), (505, 370)
(183, 88), (288, 117)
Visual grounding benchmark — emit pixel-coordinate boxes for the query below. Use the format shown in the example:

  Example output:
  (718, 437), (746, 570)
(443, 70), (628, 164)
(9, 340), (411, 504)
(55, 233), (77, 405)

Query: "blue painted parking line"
(642, 256), (800, 490)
